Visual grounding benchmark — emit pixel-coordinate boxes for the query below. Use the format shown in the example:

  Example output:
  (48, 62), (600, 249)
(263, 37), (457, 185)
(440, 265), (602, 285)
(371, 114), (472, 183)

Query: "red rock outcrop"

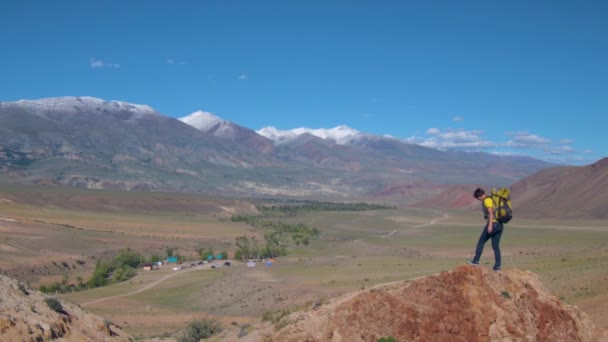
(234, 266), (608, 342)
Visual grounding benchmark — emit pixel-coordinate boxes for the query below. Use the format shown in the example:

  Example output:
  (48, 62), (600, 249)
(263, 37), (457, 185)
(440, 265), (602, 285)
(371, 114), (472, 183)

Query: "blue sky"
(1, 1), (606, 165)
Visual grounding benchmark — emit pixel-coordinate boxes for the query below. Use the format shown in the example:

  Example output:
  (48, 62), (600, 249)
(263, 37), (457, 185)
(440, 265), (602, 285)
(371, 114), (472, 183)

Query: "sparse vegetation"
(3, 184), (608, 340)
(256, 200), (395, 217)
(378, 337), (398, 342)
(262, 308), (291, 324)
(501, 291), (511, 299)
(177, 318), (223, 342)
(40, 274), (86, 294)
(233, 200), (389, 257)
(238, 323), (251, 338)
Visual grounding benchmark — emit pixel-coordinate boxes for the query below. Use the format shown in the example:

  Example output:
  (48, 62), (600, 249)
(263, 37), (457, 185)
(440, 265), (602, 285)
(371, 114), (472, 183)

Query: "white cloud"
(406, 126), (596, 165)
(452, 116), (464, 122)
(505, 131), (550, 149)
(544, 145), (575, 155)
(167, 58), (186, 65)
(89, 57), (120, 69)
(408, 128), (494, 151)
(439, 129), (485, 143)
(238, 73), (248, 80)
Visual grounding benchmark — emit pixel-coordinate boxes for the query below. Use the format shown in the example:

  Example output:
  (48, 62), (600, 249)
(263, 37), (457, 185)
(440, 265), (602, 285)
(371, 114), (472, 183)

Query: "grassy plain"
(1, 185), (607, 339)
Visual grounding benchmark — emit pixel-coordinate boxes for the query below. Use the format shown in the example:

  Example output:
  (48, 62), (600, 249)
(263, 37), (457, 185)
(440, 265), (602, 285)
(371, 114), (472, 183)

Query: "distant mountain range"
(0, 96), (555, 201)
(410, 157), (608, 219)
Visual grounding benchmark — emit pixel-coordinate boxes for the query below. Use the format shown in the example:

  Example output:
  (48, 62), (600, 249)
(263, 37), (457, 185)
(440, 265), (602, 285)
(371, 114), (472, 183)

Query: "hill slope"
(0, 273), (130, 341)
(228, 266), (607, 342)
(512, 157), (608, 219)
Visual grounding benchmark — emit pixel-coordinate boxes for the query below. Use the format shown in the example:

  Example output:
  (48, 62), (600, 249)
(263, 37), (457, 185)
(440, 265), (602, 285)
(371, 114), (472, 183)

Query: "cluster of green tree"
(233, 235), (285, 260)
(161, 246), (229, 263)
(231, 218), (320, 259)
(256, 200), (395, 217)
(197, 248), (228, 261)
(87, 248), (143, 288)
(232, 216), (319, 236)
(39, 248), (145, 294)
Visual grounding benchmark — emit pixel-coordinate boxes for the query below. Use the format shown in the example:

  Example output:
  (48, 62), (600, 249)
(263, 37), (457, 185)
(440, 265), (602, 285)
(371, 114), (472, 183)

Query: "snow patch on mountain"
(179, 110), (243, 139)
(179, 111), (224, 131)
(257, 125), (361, 145)
(1, 96), (159, 118)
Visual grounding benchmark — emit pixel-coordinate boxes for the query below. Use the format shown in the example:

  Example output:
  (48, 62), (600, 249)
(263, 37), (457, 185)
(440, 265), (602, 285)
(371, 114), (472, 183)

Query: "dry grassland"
(1, 186), (607, 339)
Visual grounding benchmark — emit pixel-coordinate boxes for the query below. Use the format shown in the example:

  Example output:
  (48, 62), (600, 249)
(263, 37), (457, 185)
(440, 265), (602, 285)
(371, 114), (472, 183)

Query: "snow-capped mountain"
(179, 111), (233, 136)
(180, 111), (275, 153)
(0, 96), (282, 192)
(257, 125), (361, 145)
(0, 96), (554, 196)
(1, 96), (159, 119)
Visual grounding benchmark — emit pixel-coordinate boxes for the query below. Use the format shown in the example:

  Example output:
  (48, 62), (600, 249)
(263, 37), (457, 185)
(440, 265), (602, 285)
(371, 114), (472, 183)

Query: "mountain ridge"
(511, 157), (608, 219)
(0, 96), (554, 199)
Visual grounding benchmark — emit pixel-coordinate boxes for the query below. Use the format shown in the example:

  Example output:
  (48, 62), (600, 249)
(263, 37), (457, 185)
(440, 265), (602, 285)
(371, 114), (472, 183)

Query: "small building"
(167, 256), (179, 263)
(143, 263), (153, 271)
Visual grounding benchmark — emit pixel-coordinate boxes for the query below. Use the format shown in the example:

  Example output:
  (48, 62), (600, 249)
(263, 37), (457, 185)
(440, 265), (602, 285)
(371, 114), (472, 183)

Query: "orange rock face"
(237, 266), (608, 342)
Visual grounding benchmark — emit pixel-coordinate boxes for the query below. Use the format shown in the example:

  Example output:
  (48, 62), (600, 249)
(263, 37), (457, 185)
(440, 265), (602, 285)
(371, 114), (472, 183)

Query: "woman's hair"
(473, 188), (485, 199)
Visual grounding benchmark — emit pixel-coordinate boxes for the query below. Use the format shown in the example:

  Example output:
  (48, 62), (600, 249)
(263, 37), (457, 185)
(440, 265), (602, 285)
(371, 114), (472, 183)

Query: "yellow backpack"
(491, 187), (513, 224)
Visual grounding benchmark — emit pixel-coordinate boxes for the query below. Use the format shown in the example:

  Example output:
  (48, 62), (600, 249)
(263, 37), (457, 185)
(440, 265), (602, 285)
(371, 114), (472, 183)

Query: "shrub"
(262, 309), (291, 325)
(238, 323), (251, 338)
(44, 298), (64, 313)
(110, 248), (144, 269)
(87, 261), (110, 288)
(18, 283), (29, 295)
(112, 265), (136, 283)
(378, 337), (398, 342)
(177, 318), (223, 342)
(166, 247), (175, 257)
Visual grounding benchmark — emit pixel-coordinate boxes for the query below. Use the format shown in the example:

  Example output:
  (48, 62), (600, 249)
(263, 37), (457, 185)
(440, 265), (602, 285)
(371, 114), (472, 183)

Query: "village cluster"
(140, 257), (278, 272)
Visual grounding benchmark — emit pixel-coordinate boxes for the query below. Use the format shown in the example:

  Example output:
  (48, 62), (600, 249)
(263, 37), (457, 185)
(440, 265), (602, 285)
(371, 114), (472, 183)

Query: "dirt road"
(81, 265), (215, 307)
(381, 212), (449, 238)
